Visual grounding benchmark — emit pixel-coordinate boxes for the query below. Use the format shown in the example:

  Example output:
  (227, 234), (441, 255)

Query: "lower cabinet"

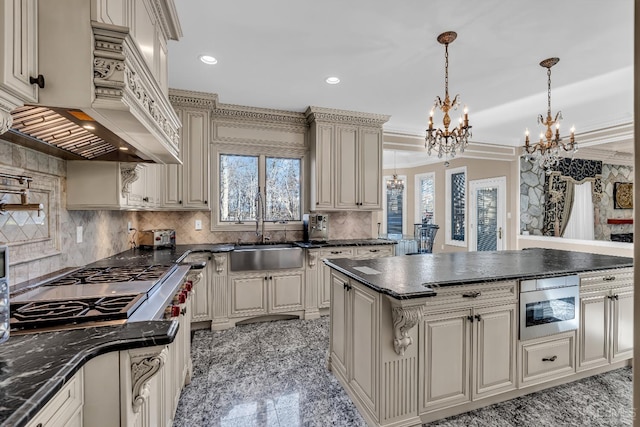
(26, 369), (84, 427)
(578, 268), (634, 372)
(419, 303), (517, 412)
(518, 331), (575, 388)
(330, 271), (380, 415)
(229, 269), (304, 317)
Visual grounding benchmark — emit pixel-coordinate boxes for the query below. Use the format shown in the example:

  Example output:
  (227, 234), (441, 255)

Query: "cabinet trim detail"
(213, 255), (226, 274)
(308, 252), (317, 268)
(130, 348), (167, 413)
(391, 304), (425, 356)
(0, 109), (12, 134)
(120, 164), (141, 197)
(187, 271), (203, 286)
(305, 106), (391, 127)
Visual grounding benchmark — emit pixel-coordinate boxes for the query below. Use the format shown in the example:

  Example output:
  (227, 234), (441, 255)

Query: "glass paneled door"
(469, 177), (506, 251)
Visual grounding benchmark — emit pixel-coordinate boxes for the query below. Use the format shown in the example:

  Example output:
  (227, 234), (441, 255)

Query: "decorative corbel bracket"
(120, 163), (141, 198)
(388, 298), (426, 356)
(131, 347), (167, 413)
(308, 251), (317, 268)
(187, 270), (202, 286)
(213, 254), (226, 274)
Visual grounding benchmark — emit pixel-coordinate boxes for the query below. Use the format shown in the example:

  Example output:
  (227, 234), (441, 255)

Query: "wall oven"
(519, 275), (580, 341)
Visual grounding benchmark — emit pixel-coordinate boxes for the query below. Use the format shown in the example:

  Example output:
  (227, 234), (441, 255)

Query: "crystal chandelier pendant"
(523, 57), (577, 172)
(425, 31), (472, 163)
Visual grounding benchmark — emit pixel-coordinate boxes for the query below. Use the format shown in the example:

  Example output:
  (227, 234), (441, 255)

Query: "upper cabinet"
(163, 89), (215, 210)
(0, 0), (183, 164)
(0, 0), (39, 132)
(306, 107), (389, 211)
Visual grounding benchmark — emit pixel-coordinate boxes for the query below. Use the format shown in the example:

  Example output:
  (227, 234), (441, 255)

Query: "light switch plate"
(195, 219), (202, 230)
(76, 226), (83, 243)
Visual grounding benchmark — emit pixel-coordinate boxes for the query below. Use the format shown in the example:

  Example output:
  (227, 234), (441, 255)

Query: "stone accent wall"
(596, 163), (634, 241)
(0, 138), (135, 287)
(519, 158), (545, 235)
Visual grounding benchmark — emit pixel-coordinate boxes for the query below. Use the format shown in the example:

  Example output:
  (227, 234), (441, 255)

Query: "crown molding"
(212, 102), (307, 126)
(149, 0), (183, 40)
(169, 89), (218, 110)
(305, 106), (390, 127)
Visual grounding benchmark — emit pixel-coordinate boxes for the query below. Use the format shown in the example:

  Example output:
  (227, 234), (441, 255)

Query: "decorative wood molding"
(391, 304), (425, 356)
(307, 251), (317, 268)
(149, 0), (183, 41)
(305, 106), (390, 127)
(169, 89), (218, 110)
(92, 22), (181, 156)
(131, 347), (167, 413)
(187, 270), (203, 286)
(212, 102), (307, 126)
(120, 163), (140, 197)
(0, 109), (13, 134)
(213, 254), (226, 274)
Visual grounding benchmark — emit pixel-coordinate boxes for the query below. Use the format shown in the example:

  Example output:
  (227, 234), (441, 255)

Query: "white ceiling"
(168, 0), (634, 168)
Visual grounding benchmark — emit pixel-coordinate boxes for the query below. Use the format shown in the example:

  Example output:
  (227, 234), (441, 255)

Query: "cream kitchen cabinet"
(66, 161), (162, 210)
(335, 125), (383, 210)
(0, 0), (39, 109)
(306, 106), (389, 211)
(163, 89), (213, 210)
(577, 268), (634, 372)
(229, 269), (305, 318)
(183, 252), (213, 324)
(329, 270), (379, 414)
(26, 368), (83, 427)
(518, 331), (576, 388)
(419, 302), (517, 412)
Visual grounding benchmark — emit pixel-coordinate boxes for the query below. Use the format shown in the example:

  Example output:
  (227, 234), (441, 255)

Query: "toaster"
(139, 229), (176, 249)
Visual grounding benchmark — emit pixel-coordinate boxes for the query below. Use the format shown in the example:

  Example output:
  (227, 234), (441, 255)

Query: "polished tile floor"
(174, 317), (633, 427)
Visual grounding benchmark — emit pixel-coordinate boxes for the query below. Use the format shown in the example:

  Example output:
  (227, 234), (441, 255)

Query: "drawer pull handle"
(462, 291), (481, 298)
(603, 276), (616, 281)
(542, 355), (558, 362)
(369, 249), (379, 253)
(331, 251), (343, 254)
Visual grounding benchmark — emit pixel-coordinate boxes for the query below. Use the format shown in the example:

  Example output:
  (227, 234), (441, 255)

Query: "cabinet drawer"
(354, 246), (394, 258)
(27, 369), (84, 427)
(519, 332), (575, 388)
(580, 268), (633, 292)
(424, 281), (517, 309)
(319, 247), (355, 258)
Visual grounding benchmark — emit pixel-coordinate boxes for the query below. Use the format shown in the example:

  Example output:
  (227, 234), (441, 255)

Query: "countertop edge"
(1, 320), (179, 427)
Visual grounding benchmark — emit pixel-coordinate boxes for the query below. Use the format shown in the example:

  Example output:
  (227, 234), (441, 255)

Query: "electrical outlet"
(127, 221), (132, 232)
(195, 219), (202, 230)
(76, 226), (83, 243)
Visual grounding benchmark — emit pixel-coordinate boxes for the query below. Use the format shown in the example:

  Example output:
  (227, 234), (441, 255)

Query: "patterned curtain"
(543, 158), (603, 236)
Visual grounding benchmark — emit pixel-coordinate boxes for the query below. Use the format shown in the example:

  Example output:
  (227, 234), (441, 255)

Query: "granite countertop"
(295, 238), (397, 249)
(324, 248), (634, 300)
(0, 321), (178, 427)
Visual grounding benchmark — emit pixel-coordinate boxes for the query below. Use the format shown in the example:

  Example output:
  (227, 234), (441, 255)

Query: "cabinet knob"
(179, 200), (183, 204)
(30, 74), (45, 88)
(542, 355), (558, 362)
(143, 196), (149, 202)
(204, 200), (208, 204)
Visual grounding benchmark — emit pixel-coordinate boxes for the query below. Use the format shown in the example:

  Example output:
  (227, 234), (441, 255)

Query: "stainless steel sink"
(230, 243), (304, 271)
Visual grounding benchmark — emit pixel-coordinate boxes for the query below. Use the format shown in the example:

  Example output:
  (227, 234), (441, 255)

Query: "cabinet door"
(313, 123), (334, 209)
(0, 0), (38, 103)
(269, 270), (304, 312)
(359, 128), (382, 209)
(420, 309), (472, 412)
(318, 247), (354, 308)
(182, 110), (210, 209)
(163, 109), (184, 208)
(229, 274), (267, 317)
(330, 271), (349, 377)
(611, 290), (633, 363)
(335, 125), (359, 209)
(190, 265), (211, 322)
(349, 282), (379, 414)
(577, 292), (609, 371)
(127, 164), (146, 207)
(145, 165), (161, 206)
(473, 304), (516, 399)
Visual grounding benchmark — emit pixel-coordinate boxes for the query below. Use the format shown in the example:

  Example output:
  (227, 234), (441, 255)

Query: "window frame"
(381, 173), (408, 237)
(414, 172), (436, 225)
(445, 166), (467, 247)
(211, 144), (306, 232)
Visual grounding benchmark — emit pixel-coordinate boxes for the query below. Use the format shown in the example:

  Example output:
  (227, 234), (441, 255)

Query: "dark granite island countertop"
(324, 248), (633, 299)
(0, 321), (178, 427)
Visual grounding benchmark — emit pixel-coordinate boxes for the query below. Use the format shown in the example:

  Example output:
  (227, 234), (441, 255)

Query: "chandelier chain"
(444, 43), (449, 99)
(547, 67), (552, 118)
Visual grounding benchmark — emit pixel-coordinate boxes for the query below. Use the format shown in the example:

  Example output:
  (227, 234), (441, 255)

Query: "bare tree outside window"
(266, 157), (301, 221)
(219, 154), (258, 222)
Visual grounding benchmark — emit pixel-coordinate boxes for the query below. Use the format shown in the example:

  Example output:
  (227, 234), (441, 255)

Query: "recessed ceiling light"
(82, 124), (95, 130)
(326, 77), (340, 85)
(199, 55), (218, 65)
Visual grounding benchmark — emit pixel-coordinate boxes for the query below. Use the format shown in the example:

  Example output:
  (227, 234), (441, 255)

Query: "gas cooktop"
(44, 264), (175, 286)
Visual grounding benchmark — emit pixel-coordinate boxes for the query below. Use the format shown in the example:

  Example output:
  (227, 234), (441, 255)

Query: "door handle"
(498, 227), (502, 239)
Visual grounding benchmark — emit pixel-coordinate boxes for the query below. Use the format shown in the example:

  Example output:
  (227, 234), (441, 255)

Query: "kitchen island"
(324, 248), (633, 427)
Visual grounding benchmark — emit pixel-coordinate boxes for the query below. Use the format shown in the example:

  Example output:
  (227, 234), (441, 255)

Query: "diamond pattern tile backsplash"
(0, 191), (49, 243)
